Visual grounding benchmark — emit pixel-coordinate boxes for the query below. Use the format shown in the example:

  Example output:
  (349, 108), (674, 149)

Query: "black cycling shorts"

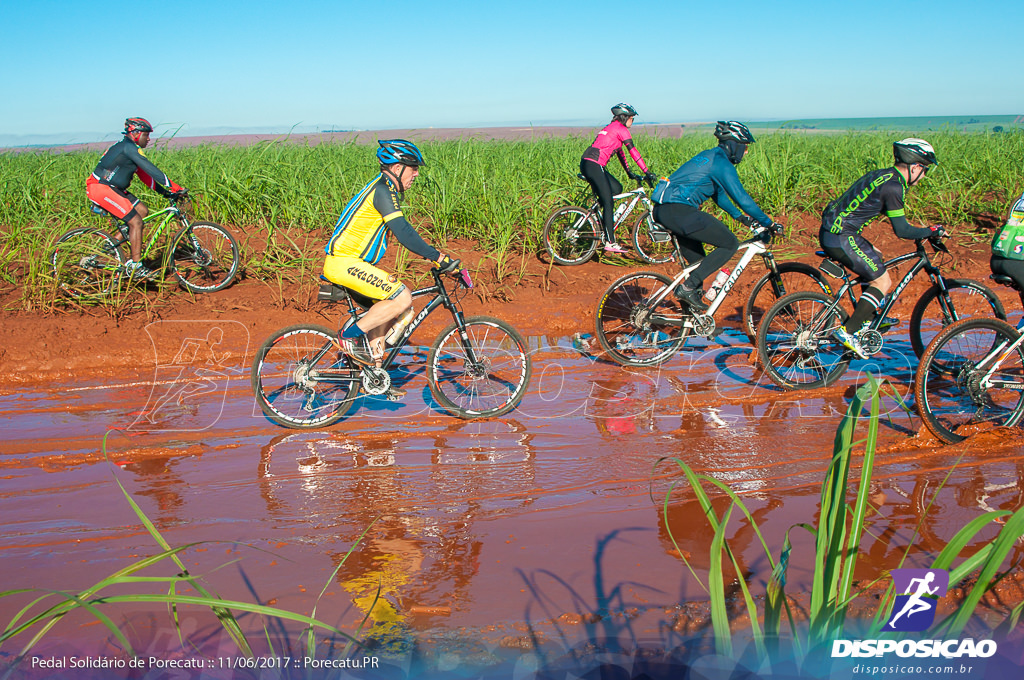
(820, 230), (885, 283)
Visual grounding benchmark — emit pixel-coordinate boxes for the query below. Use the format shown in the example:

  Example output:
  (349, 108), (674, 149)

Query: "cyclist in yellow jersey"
(325, 139), (459, 365)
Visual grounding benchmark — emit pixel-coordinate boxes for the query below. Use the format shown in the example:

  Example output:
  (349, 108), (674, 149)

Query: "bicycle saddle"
(317, 276), (374, 310)
(991, 274), (1022, 291)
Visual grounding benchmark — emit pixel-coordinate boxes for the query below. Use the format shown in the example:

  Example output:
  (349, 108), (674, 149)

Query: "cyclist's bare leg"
(355, 287), (413, 335)
(869, 270), (892, 295)
(127, 203), (149, 262)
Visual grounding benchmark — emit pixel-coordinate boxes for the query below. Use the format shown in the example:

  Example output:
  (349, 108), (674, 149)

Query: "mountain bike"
(756, 236), (1006, 390)
(594, 225), (830, 366)
(914, 274), (1024, 443)
(50, 193), (240, 298)
(251, 267), (532, 429)
(542, 176), (674, 265)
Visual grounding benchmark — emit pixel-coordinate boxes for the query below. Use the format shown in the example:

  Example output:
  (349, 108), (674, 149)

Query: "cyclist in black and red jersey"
(86, 117), (187, 280)
(819, 138), (944, 358)
(580, 103), (657, 254)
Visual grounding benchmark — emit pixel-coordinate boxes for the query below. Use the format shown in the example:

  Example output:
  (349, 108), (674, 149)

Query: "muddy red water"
(3, 229), (1024, 679)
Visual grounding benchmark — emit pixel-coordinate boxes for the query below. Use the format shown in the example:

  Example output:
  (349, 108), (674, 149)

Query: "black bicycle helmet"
(377, 139), (425, 167)
(611, 103), (638, 120)
(124, 117), (153, 135)
(893, 138), (938, 166)
(713, 121), (756, 144)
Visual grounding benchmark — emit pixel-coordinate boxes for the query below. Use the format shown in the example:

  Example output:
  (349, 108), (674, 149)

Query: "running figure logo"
(886, 568), (949, 632)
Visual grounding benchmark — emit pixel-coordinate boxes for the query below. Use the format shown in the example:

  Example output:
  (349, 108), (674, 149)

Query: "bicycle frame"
(104, 204), (187, 259)
(814, 241), (947, 331)
(636, 231), (779, 315)
(577, 176), (653, 233)
(962, 322), (1024, 390)
(311, 270), (475, 382)
(588, 187), (650, 226)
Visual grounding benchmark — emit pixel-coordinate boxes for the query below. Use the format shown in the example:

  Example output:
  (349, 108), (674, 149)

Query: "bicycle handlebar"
(430, 264), (474, 289)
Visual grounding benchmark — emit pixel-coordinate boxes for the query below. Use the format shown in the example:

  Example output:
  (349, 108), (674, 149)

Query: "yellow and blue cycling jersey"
(326, 174), (440, 264)
(323, 173), (441, 301)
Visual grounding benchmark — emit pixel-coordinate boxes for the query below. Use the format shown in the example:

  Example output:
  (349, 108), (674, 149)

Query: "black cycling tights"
(653, 203), (739, 288)
(580, 159), (622, 242)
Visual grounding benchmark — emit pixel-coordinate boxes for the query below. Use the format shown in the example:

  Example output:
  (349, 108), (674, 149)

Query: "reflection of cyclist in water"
(888, 572), (938, 628)
(256, 424), (537, 648)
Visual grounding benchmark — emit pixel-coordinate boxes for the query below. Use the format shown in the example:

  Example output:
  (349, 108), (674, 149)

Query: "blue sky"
(2, 0), (1022, 145)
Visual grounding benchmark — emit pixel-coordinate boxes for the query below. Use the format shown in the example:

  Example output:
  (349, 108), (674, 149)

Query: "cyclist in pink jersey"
(580, 103), (656, 254)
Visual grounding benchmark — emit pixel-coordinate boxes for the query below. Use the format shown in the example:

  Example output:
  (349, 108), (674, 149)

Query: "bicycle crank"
(691, 314), (717, 338)
(859, 329), (884, 356)
(360, 367), (392, 396)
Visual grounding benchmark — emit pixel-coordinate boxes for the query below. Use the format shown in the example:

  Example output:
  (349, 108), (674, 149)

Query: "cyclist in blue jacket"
(652, 121), (781, 312)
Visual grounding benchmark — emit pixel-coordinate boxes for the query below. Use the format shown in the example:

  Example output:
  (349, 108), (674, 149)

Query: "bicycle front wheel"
(908, 279), (1006, 358)
(542, 206), (600, 265)
(170, 221), (241, 293)
(914, 317), (1024, 444)
(756, 291), (851, 390)
(50, 227), (124, 299)
(743, 262), (830, 343)
(251, 324), (359, 429)
(630, 211), (674, 265)
(594, 272), (689, 367)
(427, 316), (532, 418)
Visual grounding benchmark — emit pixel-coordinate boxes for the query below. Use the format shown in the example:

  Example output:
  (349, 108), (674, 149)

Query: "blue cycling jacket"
(654, 146), (771, 226)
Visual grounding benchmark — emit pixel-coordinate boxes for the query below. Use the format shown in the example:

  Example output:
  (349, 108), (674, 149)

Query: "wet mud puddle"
(2, 329), (1023, 669)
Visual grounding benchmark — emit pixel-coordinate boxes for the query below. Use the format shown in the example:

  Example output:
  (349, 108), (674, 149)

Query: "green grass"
(2, 130), (1023, 308)
(659, 375), (1024, 672)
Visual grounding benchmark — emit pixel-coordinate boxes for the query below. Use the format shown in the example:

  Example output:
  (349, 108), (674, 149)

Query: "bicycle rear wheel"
(427, 316), (532, 418)
(630, 211), (674, 264)
(251, 324), (359, 429)
(50, 227), (124, 299)
(914, 317), (1024, 443)
(756, 291), (850, 390)
(908, 279), (1006, 358)
(542, 206), (600, 265)
(743, 262), (830, 343)
(594, 272), (689, 367)
(170, 221), (241, 293)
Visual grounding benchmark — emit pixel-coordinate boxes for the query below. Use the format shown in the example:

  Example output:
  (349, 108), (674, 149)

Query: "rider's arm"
(127, 145), (183, 196)
(620, 136), (649, 174)
(710, 185), (743, 221)
(715, 157), (772, 226)
(889, 213), (935, 240)
(387, 216), (442, 262)
(373, 184), (442, 263)
(882, 183), (934, 239)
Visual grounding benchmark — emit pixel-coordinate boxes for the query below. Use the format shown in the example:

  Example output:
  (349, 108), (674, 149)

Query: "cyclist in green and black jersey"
(819, 138), (944, 358)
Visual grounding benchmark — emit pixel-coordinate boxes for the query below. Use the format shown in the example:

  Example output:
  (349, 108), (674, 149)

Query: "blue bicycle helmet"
(377, 139), (425, 166)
